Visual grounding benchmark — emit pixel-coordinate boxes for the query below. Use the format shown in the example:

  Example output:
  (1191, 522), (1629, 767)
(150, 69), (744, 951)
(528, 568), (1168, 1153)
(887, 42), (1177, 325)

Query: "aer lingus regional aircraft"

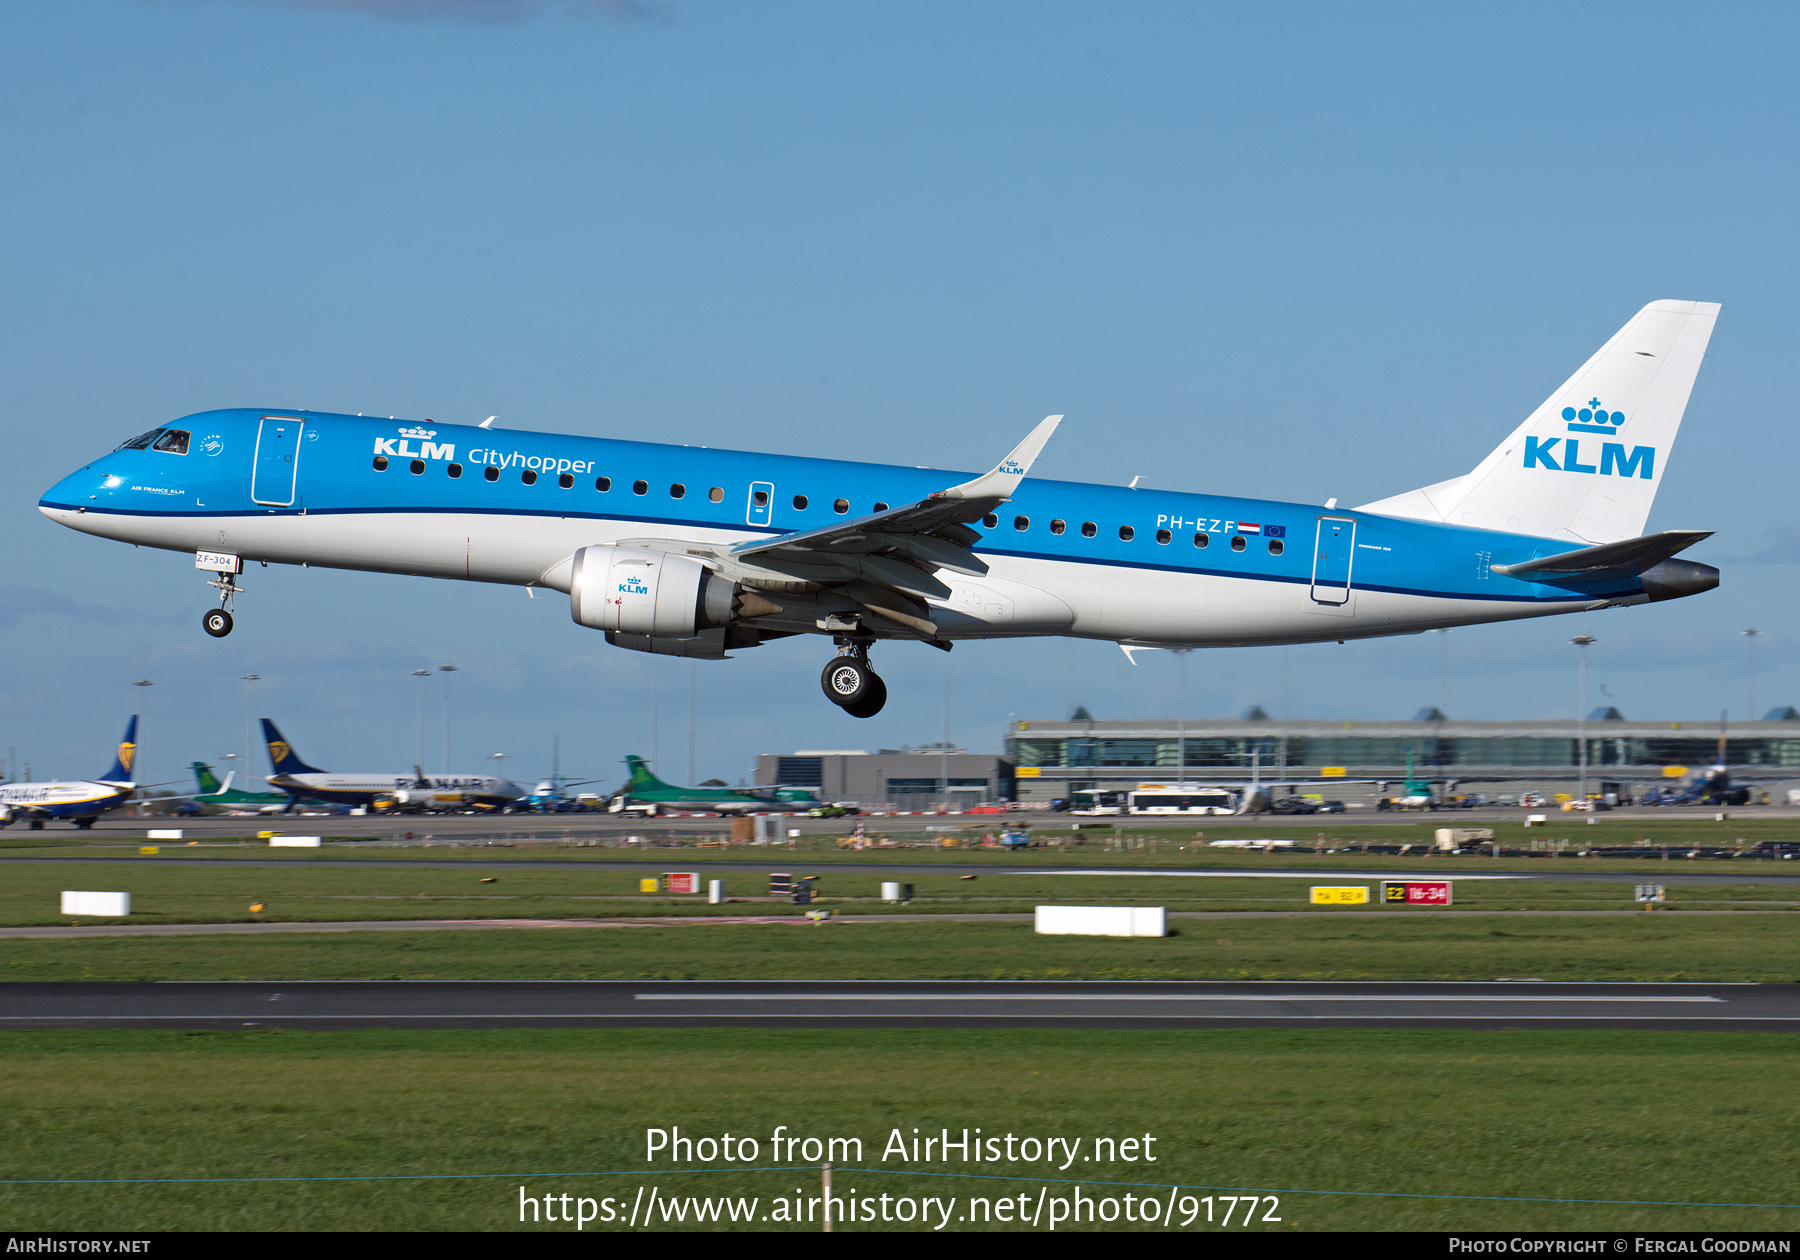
(39, 301), (1721, 718)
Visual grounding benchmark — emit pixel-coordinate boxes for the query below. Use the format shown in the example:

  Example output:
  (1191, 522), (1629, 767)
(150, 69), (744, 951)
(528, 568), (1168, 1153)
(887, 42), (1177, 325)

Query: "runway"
(4, 853), (1800, 886)
(2, 980), (1793, 1030)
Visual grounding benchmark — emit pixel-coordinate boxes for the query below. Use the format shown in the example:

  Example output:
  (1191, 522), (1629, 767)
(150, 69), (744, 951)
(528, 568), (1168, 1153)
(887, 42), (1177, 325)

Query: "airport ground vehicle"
(42, 302), (1723, 719)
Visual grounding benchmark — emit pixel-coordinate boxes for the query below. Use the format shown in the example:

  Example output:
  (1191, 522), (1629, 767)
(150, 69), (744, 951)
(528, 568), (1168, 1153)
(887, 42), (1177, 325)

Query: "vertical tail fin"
(261, 719), (326, 775)
(1358, 300), (1721, 543)
(102, 716), (138, 784)
(192, 761), (224, 794)
(625, 755), (674, 791)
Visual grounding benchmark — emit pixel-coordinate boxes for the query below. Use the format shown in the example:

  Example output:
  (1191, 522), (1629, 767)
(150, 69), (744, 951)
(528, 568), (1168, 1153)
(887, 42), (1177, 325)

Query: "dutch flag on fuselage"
(1237, 523), (1262, 535)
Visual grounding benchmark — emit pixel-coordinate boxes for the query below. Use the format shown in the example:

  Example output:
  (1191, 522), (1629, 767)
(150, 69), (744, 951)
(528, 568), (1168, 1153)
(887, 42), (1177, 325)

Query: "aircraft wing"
(1490, 530), (1713, 583)
(627, 416), (1060, 641)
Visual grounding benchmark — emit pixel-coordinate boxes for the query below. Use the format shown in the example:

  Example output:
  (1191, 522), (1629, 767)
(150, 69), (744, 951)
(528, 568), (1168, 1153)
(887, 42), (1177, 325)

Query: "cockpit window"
(151, 429), (190, 454)
(116, 428), (163, 451)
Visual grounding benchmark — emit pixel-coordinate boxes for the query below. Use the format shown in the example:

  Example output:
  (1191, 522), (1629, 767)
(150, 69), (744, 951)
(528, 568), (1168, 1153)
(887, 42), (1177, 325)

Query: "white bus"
(1070, 786), (1255, 816)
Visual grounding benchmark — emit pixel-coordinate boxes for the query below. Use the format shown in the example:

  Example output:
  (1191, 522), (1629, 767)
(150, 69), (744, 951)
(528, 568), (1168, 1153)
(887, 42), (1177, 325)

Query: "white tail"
(1358, 300), (1720, 544)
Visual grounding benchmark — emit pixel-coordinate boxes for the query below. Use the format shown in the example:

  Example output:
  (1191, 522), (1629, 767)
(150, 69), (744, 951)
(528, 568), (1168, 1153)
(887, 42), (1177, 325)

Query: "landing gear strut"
(821, 639), (887, 718)
(203, 570), (241, 638)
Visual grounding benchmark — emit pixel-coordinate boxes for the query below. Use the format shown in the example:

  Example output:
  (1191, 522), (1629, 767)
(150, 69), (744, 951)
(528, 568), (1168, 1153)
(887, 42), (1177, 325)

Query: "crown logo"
(398, 426), (437, 440)
(1563, 398), (1625, 435)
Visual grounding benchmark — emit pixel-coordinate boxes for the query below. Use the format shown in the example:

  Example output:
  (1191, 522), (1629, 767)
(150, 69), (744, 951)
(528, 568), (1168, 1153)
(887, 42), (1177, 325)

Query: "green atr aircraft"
(610, 756), (817, 815)
(189, 762), (290, 812)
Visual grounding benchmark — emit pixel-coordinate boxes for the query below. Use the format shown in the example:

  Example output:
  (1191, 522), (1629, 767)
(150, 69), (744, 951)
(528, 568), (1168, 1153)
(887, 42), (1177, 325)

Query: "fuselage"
(0, 780), (133, 821)
(39, 408), (1667, 650)
(269, 771), (526, 809)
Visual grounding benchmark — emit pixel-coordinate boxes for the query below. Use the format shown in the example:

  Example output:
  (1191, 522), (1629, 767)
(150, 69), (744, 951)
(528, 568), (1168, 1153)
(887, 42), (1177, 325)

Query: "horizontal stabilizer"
(1491, 530), (1713, 581)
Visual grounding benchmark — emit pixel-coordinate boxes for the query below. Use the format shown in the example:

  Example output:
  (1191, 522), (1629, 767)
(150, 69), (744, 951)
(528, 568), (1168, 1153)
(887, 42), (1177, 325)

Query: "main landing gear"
(203, 570), (241, 638)
(821, 640), (888, 718)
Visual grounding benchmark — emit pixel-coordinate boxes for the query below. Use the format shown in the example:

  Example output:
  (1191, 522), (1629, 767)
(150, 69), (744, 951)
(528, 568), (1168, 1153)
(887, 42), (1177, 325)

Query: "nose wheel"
(821, 643), (887, 718)
(203, 569), (241, 638)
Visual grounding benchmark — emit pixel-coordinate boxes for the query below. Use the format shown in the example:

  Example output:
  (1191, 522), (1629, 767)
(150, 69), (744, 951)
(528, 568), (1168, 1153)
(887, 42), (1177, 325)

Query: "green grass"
(6, 916), (1800, 982)
(3, 859), (1797, 927)
(1, 1027), (1796, 1231)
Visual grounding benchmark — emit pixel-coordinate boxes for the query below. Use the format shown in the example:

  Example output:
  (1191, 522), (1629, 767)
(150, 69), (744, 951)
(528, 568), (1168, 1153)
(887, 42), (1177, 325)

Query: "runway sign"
(61, 891), (130, 916)
(1035, 905), (1167, 937)
(1310, 886), (1370, 905)
(1382, 880), (1453, 906)
(638, 878), (658, 893)
(1636, 884), (1666, 903)
(662, 872), (700, 895)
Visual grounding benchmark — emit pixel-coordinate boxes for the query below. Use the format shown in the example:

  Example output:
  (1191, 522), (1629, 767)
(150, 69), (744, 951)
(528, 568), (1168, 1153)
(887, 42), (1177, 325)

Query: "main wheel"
(843, 672), (888, 718)
(203, 608), (234, 638)
(821, 657), (873, 707)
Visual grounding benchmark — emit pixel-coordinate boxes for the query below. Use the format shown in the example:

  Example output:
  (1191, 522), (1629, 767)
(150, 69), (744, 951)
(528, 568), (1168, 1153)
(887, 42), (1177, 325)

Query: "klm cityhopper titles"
(39, 301), (1721, 718)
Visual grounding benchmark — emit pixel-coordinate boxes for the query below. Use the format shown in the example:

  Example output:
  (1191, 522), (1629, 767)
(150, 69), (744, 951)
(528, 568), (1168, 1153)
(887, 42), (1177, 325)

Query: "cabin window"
(709, 486), (724, 503)
(1155, 529), (1171, 545)
(596, 476), (612, 492)
(670, 483), (686, 499)
(447, 463), (463, 479)
(794, 494), (809, 510)
(833, 498), (849, 514)
(752, 489), (769, 507)
(1230, 535), (1246, 552)
(632, 480), (648, 495)
(521, 469), (538, 485)
(1118, 525), (1135, 541)
(484, 465), (500, 482)
(372, 455), (389, 471)
(116, 428), (162, 451)
(1193, 531), (1209, 548)
(1014, 515), (1029, 531)
(1080, 521), (1097, 538)
(874, 501), (888, 512)
(1049, 519), (1065, 535)
(1268, 539), (1284, 556)
(410, 459), (426, 475)
(554, 472), (571, 488)
(151, 429), (190, 454)
(983, 514), (998, 528)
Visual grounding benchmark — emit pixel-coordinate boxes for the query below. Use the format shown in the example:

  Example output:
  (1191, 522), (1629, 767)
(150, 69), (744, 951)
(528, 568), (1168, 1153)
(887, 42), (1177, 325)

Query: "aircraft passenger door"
(1310, 516), (1356, 607)
(251, 416), (305, 506)
(746, 481), (774, 527)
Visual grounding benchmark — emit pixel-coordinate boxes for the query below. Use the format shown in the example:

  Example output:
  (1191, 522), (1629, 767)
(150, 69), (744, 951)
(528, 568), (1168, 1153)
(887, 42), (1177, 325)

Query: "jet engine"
(569, 545), (783, 647)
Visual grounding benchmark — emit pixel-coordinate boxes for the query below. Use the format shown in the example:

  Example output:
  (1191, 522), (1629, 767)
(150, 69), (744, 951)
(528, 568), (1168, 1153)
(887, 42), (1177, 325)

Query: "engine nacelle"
(570, 545), (735, 639)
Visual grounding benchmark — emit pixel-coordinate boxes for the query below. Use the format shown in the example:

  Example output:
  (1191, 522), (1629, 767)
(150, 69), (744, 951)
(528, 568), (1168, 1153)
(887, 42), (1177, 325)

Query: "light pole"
(687, 660), (697, 788)
(132, 679), (153, 802)
(1743, 628), (1763, 721)
(1434, 628), (1450, 717)
(412, 670), (432, 768)
(1173, 649), (1190, 785)
(1570, 635), (1596, 804)
(1279, 644), (1289, 782)
(241, 674), (260, 790)
(487, 752), (510, 786)
(438, 664), (458, 773)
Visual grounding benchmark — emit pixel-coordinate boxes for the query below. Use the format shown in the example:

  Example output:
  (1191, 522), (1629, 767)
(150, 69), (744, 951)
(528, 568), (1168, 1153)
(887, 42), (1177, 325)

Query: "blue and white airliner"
(0, 718), (141, 830)
(39, 300), (1721, 718)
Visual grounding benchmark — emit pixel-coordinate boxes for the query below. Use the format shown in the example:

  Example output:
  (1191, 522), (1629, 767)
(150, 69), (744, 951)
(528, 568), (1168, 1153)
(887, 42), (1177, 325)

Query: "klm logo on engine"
(618, 577), (650, 596)
(1523, 398), (1653, 479)
(373, 425), (455, 462)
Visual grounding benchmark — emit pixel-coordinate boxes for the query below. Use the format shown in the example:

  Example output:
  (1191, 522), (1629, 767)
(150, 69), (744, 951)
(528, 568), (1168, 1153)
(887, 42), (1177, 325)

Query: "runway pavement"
(1, 979), (1793, 1030)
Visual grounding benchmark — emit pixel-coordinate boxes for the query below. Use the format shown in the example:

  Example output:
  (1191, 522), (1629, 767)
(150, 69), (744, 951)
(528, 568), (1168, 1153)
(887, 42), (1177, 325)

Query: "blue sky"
(2, 0), (1796, 788)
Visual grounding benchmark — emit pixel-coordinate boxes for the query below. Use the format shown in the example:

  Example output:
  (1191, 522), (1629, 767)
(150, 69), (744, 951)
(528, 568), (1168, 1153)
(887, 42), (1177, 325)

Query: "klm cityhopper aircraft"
(260, 719), (527, 812)
(0, 717), (142, 830)
(40, 301), (1721, 718)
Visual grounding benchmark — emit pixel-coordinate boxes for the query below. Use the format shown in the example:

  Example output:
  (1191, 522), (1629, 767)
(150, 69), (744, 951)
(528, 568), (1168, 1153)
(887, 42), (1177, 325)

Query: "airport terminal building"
(756, 749), (1015, 810)
(1003, 710), (1800, 802)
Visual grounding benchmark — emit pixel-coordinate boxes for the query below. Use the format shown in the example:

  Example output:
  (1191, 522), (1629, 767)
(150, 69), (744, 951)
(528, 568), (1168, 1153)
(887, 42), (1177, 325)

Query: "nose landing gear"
(203, 570), (241, 638)
(821, 639), (888, 718)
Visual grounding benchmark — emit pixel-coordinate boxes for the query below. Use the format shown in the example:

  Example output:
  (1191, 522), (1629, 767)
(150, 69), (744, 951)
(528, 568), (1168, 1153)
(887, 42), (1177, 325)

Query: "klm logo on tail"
(1524, 398), (1654, 480)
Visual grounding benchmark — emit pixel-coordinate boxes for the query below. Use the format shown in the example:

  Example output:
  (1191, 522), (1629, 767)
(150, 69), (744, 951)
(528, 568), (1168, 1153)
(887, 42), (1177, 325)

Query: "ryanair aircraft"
(259, 719), (527, 812)
(0, 717), (142, 830)
(39, 301), (1721, 718)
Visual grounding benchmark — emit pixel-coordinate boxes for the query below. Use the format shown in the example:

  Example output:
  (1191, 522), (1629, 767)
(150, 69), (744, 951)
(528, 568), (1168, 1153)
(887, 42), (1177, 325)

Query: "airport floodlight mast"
(241, 674), (260, 791)
(1742, 628), (1763, 721)
(1570, 636), (1596, 804)
(411, 669), (431, 768)
(132, 679), (152, 800)
(438, 664), (458, 774)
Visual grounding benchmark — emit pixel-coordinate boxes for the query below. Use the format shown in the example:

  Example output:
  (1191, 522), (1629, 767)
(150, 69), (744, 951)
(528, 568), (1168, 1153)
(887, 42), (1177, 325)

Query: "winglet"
(933, 415), (1062, 503)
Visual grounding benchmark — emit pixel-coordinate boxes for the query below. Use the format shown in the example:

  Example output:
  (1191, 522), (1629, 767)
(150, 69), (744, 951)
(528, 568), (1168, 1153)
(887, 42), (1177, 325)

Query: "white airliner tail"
(1358, 300), (1720, 544)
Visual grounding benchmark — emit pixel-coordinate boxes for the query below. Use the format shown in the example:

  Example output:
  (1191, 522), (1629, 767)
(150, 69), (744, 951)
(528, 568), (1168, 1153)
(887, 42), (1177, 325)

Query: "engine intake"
(569, 545), (736, 638)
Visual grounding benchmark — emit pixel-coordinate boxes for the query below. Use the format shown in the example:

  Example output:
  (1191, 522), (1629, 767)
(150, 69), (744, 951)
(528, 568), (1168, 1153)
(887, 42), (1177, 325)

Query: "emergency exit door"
(1311, 516), (1356, 606)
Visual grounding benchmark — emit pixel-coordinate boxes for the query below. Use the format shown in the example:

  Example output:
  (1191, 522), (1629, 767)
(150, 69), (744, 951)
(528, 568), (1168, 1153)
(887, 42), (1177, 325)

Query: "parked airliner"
(0, 718), (141, 829)
(39, 301), (1721, 718)
(260, 719), (527, 812)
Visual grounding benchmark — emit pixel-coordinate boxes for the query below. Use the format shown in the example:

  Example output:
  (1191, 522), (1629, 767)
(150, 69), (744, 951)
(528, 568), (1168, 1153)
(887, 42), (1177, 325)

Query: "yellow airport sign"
(1320, 766), (1347, 777)
(1310, 886), (1370, 905)
(638, 878), (658, 893)
(1662, 765), (1689, 778)
(138, 846), (158, 855)
(1016, 767), (1040, 777)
